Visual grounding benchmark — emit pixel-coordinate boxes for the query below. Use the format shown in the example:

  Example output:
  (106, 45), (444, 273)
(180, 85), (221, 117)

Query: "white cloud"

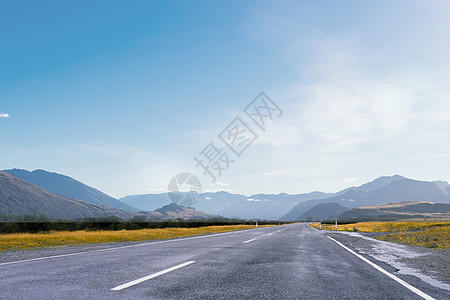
(221, 3), (450, 194)
(203, 181), (234, 193)
(245, 198), (270, 202)
(0, 113), (9, 118)
(146, 188), (166, 193)
(209, 181), (229, 187)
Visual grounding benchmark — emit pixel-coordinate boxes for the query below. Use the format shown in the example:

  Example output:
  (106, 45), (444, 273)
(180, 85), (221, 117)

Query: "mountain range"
(280, 176), (450, 221)
(119, 191), (249, 216)
(298, 202), (349, 221)
(336, 201), (450, 221)
(4, 169), (138, 212)
(120, 191), (337, 220)
(1, 168), (449, 221)
(121, 175), (419, 220)
(119, 193), (172, 211)
(0, 170), (134, 219)
(139, 203), (217, 220)
(0, 170), (217, 220)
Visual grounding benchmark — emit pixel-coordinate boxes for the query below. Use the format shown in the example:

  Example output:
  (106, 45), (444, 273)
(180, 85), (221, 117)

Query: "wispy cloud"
(224, 2), (450, 193)
(0, 113), (9, 118)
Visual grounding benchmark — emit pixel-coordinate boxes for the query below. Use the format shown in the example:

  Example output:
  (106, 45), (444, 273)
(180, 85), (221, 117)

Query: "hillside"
(194, 192), (247, 215)
(337, 201), (450, 221)
(281, 177), (450, 221)
(215, 192), (333, 220)
(344, 175), (407, 193)
(0, 171), (134, 219)
(297, 202), (349, 221)
(3, 169), (138, 212)
(120, 191), (247, 215)
(138, 203), (217, 220)
(120, 193), (172, 212)
(281, 189), (366, 221)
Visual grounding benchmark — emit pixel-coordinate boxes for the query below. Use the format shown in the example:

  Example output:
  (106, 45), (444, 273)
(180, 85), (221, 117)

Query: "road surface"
(0, 223), (447, 299)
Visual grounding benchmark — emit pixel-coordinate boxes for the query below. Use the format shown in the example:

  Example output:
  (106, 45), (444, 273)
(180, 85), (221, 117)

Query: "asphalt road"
(0, 223), (447, 299)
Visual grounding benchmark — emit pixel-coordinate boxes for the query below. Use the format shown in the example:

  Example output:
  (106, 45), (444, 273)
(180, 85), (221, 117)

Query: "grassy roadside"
(0, 225), (271, 252)
(310, 221), (450, 250)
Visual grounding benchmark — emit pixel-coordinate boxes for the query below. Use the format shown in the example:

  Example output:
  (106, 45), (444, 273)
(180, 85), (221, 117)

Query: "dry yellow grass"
(0, 225), (271, 252)
(378, 226), (449, 250)
(309, 221), (450, 250)
(309, 221), (449, 232)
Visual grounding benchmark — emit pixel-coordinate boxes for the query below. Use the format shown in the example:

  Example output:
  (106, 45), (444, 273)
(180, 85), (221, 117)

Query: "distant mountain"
(346, 175), (407, 193)
(119, 193), (170, 211)
(434, 180), (450, 188)
(337, 201), (450, 221)
(120, 191), (330, 219)
(281, 176), (450, 221)
(433, 180), (450, 195)
(3, 169), (138, 212)
(216, 192), (333, 220)
(281, 189), (366, 221)
(120, 191), (247, 215)
(0, 170), (135, 219)
(156, 203), (216, 219)
(120, 177), (410, 220)
(194, 192), (247, 215)
(95, 174), (450, 221)
(297, 202), (349, 221)
(121, 176), (413, 220)
(138, 203), (217, 220)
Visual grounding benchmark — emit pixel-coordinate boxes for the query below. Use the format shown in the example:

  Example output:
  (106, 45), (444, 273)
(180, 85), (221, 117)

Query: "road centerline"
(243, 239), (256, 244)
(111, 261), (196, 291)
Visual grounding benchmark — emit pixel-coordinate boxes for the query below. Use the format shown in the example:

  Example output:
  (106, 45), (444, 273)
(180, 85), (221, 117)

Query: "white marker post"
(335, 218), (338, 230)
(256, 220), (258, 228)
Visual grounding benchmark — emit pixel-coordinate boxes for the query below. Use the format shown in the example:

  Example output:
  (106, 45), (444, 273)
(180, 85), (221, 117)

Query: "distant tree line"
(0, 215), (289, 234)
(320, 217), (416, 224)
(0, 213), (50, 222)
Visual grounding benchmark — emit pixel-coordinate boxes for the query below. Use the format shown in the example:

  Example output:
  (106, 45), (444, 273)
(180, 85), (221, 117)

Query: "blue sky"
(1, 0), (450, 198)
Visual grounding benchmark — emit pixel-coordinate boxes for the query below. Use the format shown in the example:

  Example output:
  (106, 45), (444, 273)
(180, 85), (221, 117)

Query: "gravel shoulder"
(325, 230), (450, 292)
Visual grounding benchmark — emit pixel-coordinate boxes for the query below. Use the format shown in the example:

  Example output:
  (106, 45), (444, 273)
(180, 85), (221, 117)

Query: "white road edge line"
(243, 239), (256, 244)
(111, 260), (196, 291)
(0, 226), (278, 267)
(327, 236), (435, 300)
(308, 224), (320, 232)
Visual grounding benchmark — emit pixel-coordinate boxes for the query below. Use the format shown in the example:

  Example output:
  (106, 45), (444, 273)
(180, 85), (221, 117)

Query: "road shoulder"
(325, 230), (449, 299)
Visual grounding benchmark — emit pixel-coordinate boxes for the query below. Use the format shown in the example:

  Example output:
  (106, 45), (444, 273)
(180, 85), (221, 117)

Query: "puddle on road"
(333, 231), (450, 291)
